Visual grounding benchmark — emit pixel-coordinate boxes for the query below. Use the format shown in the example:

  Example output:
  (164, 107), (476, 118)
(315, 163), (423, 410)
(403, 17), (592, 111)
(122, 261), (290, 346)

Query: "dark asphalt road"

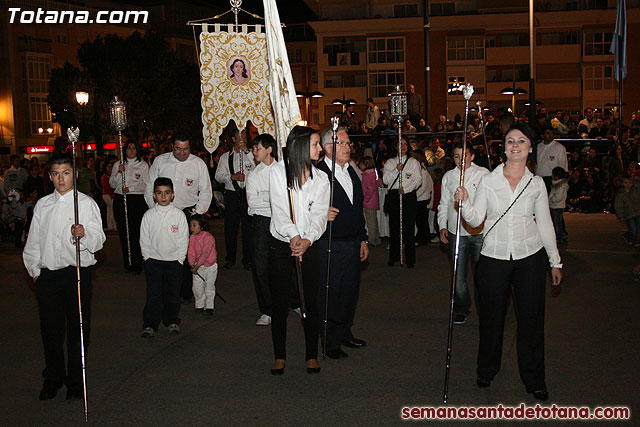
(1, 213), (638, 426)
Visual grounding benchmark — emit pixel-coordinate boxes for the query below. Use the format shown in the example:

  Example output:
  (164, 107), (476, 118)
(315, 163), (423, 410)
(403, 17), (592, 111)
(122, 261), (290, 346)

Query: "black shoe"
(203, 309), (214, 316)
(270, 364), (285, 376)
(66, 389), (83, 401)
(326, 349), (349, 359)
(533, 390), (549, 401)
(476, 377), (491, 388)
(195, 308), (205, 313)
(406, 264), (415, 269)
(307, 367), (321, 374)
(243, 262), (252, 271)
(342, 338), (367, 348)
(222, 261), (234, 269)
(39, 381), (62, 400)
(453, 314), (467, 324)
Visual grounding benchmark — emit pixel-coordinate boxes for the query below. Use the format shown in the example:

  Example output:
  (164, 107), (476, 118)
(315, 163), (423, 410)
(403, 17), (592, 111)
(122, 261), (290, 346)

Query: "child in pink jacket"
(188, 214), (218, 315)
(360, 156), (384, 246)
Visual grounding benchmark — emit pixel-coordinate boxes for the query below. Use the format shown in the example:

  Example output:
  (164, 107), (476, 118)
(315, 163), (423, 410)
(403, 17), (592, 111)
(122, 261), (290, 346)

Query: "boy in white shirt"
(139, 177), (189, 337)
(23, 153), (106, 401)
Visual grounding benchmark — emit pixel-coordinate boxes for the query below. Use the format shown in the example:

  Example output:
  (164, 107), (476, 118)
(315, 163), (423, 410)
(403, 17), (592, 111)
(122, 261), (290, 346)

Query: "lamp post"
(296, 89), (323, 127)
(109, 96), (131, 268)
(389, 85), (408, 266)
(75, 91), (89, 156)
(500, 85), (527, 115)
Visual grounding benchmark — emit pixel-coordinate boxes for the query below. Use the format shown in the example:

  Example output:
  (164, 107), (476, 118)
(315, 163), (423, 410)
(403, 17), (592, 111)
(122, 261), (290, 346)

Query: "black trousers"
(180, 206), (196, 301)
(36, 266), (92, 392)
(113, 193), (146, 272)
(386, 190), (417, 265)
(223, 190), (251, 265)
(250, 215), (273, 316)
(142, 258), (182, 331)
(268, 237), (320, 360)
(415, 200), (430, 245)
(475, 249), (547, 393)
(317, 239), (361, 351)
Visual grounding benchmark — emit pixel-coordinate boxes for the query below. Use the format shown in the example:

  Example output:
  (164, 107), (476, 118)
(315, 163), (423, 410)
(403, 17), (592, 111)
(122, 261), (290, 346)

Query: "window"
(584, 65), (617, 90)
(447, 38), (484, 61)
(368, 69), (405, 98)
(537, 32), (581, 45)
(447, 76), (465, 95)
(368, 38), (404, 64)
(394, 3), (419, 17)
(431, 2), (455, 16)
(21, 55), (52, 135)
(325, 72), (367, 88)
(486, 65), (530, 82)
(310, 50), (316, 63)
(584, 32), (613, 56)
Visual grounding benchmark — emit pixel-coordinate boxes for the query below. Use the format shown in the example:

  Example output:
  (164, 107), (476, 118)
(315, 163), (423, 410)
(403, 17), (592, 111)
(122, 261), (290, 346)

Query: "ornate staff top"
(390, 85), (408, 120)
(67, 127), (80, 145)
(109, 96), (127, 132)
(462, 83), (474, 101)
(331, 116), (339, 131)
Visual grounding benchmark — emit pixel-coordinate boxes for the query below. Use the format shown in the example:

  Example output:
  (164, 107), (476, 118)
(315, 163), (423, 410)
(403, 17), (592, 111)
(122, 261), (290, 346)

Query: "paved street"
(1, 213), (638, 426)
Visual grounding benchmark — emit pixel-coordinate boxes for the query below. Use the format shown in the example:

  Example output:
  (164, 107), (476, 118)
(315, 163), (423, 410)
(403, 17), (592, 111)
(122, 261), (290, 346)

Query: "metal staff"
(322, 116), (340, 358)
(281, 146), (307, 320)
(109, 97), (131, 268)
(390, 86), (408, 266)
(67, 127), (89, 421)
(443, 83), (474, 404)
(476, 101), (493, 172)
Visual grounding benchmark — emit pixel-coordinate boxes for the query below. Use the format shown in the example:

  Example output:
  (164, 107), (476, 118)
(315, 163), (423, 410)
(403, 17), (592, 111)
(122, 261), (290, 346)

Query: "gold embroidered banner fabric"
(199, 30), (275, 153)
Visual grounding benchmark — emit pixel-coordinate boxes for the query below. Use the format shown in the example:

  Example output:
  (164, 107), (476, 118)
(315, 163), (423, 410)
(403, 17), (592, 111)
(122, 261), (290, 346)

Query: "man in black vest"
(317, 127), (369, 360)
(214, 128), (255, 269)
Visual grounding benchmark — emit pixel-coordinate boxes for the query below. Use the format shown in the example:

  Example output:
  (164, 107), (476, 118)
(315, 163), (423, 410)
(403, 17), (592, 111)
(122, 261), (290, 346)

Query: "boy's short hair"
(189, 214), (209, 231)
(453, 140), (474, 152)
(622, 173), (632, 181)
(48, 152), (73, 168)
(154, 177), (174, 191)
(552, 167), (567, 179)
(252, 133), (278, 160)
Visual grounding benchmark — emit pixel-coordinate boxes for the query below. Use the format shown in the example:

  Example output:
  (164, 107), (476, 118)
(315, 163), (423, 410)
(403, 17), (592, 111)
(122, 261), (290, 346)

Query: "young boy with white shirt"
(140, 177), (189, 338)
(23, 153), (106, 401)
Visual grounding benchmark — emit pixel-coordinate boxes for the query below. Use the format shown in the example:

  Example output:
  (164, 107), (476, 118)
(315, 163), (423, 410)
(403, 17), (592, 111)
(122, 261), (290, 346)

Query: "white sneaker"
(256, 314), (271, 325)
(430, 236), (441, 243)
(293, 307), (301, 317)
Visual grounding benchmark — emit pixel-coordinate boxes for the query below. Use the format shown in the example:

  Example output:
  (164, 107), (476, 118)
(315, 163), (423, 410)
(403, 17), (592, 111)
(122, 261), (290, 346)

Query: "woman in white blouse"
(268, 126), (329, 375)
(455, 123), (562, 402)
(109, 141), (150, 274)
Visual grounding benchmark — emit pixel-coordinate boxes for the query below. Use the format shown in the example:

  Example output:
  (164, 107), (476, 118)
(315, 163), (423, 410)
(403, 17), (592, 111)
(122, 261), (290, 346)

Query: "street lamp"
(331, 97), (356, 113)
(500, 86), (527, 114)
(296, 89), (324, 127)
(75, 91), (89, 106)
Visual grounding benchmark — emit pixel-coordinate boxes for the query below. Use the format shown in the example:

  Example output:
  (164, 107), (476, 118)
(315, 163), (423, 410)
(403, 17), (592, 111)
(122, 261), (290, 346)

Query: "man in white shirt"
(246, 134), (277, 326)
(317, 127), (369, 359)
(536, 126), (568, 192)
(365, 98), (380, 130)
(383, 136), (422, 267)
(23, 153), (106, 401)
(214, 128), (255, 269)
(438, 141), (489, 324)
(4, 154), (28, 193)
(145, 134), (212, 303)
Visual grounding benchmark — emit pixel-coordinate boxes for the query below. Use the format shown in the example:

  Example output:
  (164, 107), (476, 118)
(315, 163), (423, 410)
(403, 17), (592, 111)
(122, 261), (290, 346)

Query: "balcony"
(17, 37), (52, 54)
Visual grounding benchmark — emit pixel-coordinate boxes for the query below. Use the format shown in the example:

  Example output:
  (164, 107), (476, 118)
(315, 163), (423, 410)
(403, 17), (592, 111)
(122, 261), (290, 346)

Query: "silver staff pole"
(322, 116), (339, 358)
(390, 86), (408, 266)
(476, 101), (493, 172)
(443, 83), (474, 404)
(67, 127), (89, 422)
(109, 97), (131, 268)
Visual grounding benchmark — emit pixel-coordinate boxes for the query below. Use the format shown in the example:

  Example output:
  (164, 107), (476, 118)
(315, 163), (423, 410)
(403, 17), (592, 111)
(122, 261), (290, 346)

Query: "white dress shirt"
(246, 161), (274, 217)
(109, 158), (150, 195)
(145, 153), (213, 214)
(139, 203), (189, 263)
(438, 163), (489, 235)
(214, 149), (255, 191)
(269, 161), (330, 244)
(23, 190), (106, 278)
(461, 163), (562, 268)
(382, 155), (422, 193)
(536, 140), (568, 177)
(416, 166), (434, 203)
(324, 156), (353, 204)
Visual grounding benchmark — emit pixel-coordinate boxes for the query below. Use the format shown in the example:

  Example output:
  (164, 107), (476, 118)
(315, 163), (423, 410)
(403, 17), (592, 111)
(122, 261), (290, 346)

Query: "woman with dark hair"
(229, 58), (248, 84)
(109, 140), (150, 274)
(267, 126), (329, 375)
(455, 122), (562, 401)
